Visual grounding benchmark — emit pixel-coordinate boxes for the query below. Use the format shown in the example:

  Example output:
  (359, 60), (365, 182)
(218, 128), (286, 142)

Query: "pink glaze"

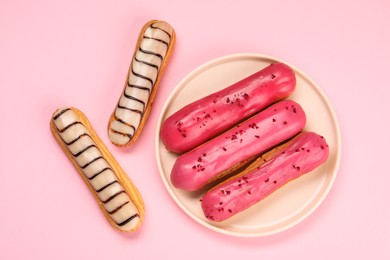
(201, 132), (329, 222)
(170, 100), (306, 191)
(161, 63), (296, 153)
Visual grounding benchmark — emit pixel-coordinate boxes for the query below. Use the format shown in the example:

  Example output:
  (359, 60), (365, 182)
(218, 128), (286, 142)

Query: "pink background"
(1, 0), (389, 259)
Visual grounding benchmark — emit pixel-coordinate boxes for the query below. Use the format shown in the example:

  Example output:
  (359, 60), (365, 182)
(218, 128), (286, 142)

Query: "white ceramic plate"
(155, 53), (341, 237)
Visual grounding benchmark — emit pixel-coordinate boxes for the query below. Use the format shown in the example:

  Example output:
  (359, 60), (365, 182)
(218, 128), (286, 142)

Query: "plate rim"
(155, 52), (341, 237)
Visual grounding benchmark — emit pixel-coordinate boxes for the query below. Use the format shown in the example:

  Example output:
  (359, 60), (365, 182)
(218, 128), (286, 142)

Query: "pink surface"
(1, 0), (389, 259)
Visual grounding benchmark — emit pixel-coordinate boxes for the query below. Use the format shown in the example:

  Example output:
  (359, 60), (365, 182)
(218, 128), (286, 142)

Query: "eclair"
(161, 62), (296, 153)
(170, 100), (306, 191)
(201, 131), (329, 222)
(50, 107), (144, 232)
(108, 20), (175, 147)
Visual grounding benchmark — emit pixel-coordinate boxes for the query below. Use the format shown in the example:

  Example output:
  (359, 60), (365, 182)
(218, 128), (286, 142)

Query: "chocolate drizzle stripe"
(106, 201), (130, 214)
(102, 190), (126, 203)
(121, 92), (146, 109)
(96, 180), (118, 193)
(72, 144), (97, 157)
(57, 121), (83, 133)
(134, 56), (159, 70)
(117, 104), (143, 115)
(139, 47), (163, 60)
(53, 108), (71, 120)
(88, 167), (111, 180)
(116, 213), (140, 227)
(131, 66), (154, 85)
(113, 116), (137, 131)
(127, 83), (151, 93)
(111, 108), (139, 139)
(109, 128), (133, 138)
(64, 133), (90, 145)
(54, 119), (108, 174)
(80, 156), (103, 169)
(150, 23), (172, 39)
(142, 36), (169, 46)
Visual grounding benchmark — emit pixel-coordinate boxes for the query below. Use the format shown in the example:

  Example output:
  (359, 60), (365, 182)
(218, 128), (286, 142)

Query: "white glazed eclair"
(50, 107), (145, 232)
(108, 20), (175, 147)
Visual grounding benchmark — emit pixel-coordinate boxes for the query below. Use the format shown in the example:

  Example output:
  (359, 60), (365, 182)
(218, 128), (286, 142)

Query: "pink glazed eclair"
(161, 62), (296, 153)
(170, 100), (306, 191)
(201, 131), (329, 222)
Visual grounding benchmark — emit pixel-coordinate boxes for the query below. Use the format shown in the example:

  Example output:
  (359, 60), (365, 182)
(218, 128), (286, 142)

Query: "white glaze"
(97, 182), (123, 201)
(83, 158), (110, 179)
(53, 107), (141, 231)
(108, 20), (174, 146)
(90, 169), (117, 191)
(104, 192), (129, 212)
